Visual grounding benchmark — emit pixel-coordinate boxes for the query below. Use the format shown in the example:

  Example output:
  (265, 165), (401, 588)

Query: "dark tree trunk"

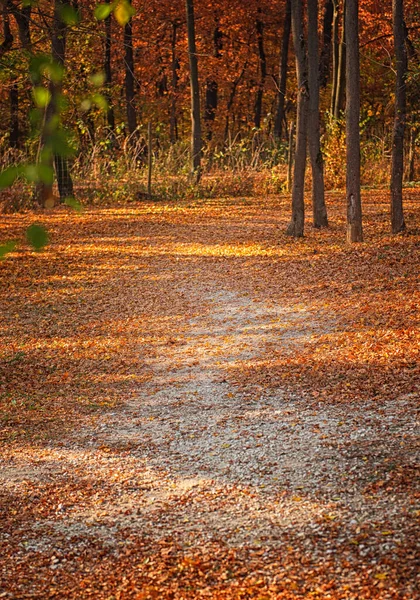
(407, 127), (418, 182)
(10, 79), (19, 148)
(0, 4), (13, 58)
(38, 0), (74, 205)
(390, 0), (407, 233)
(185, 0), (202, 180)
(286, 0), (308, 238)
(204, 24), (222, 141)
(170, 21), (180, 143)
(330, 0), (339, 112)
(274, 0), (291, 140)
(254, 10), (267, 129)
(345, 0), (363, 242)
(104, 0), (115, 131)
(124, 0), (137, 138)
(224, 64), (247, 143)
(8, 2), (31, 49)
(319, 0), (334, 88)
(334, 0), (346, 118)
(308, 0), (328, 228)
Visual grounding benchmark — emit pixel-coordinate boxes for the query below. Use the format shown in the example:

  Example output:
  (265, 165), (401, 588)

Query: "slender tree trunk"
(38, 0), (74, 205)
(286, 121), (295, 192)
(319, 0), (334, 88)
(104, 0), (115, 131)
(286, 0), (308, 237)
(223, 63), (247, 143)
(0, 4), (13, 58)
(308, 0), (328, 228)
(254, 10), (267, 130)
(274, 0), (291, 140)
(124, 0), (137, 138)
(407, 127), (418, 182)
(9, 79), (19, 148)
(345, 0), (363, 242)
(334, 0), (346, 118)
(185, 0), (202, 180)
(330, 0), (339, 112)
(390, 0), (407, 233)
(204, 23), (222, 141)
(170, 21), (179, 144)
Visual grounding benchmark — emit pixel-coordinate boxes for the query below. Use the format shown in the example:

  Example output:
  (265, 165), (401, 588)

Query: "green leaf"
(59, 5), (80, 25)
(94, 4), (113, 20)
(0, 241), (17, 260)
(91, 93), (109, 111)
(22, 164), (41, 183)
(89, 71), (106, 87)
(0, 166), (20, 189)
(32, 86), (51, 108)
(114, 0), (135, 26)
(50, 130), (75, 157)
(65, 197), (83, 213)
(26, 224), (49, 252)
(37, 164), (55, 185)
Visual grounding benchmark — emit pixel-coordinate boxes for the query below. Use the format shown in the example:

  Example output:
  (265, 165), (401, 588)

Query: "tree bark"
(170, 21), (180, 144)
(204, 23), (222, 141)
(334, 0), (346, 118)
(308, 0), (328, 228)
(254, 9), (267, 130)
(274, 0), (291, 140)
(124, 0), (137, 138)
(10, 79), (19, 148)
(286, 0), (308, 237)
(319, 0), (334, 88)
(345, 0), (363, 242)
(407, 127), (418, 182)
(185, 0), (202, 180)
(38, 0), (74, 205)
(390, 0), (407, 233)
(104, 0), (115, 131)
(330, 0), (339, 113)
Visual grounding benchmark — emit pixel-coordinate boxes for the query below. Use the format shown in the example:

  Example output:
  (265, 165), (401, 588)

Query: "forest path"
(1, 196), (419, 598)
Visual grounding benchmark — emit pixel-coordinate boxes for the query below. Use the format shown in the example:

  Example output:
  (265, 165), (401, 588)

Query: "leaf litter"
(0, 191), (419, 598)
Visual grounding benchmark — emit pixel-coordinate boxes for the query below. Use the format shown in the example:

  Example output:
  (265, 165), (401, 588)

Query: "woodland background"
(0, 0), (419, 213)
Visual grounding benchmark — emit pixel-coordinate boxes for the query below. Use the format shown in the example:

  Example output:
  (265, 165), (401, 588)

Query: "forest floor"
(0, 190), (419, 599)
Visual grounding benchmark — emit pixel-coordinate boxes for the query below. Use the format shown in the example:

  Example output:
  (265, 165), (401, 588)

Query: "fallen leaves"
(0, 190), (419, 598)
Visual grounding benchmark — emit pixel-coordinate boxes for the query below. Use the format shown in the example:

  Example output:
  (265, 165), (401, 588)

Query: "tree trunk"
(286, 0), (308, 237)
(254, 10), (267, 130)
(170, 21), (179, 143)
(334, 0), (346, 118)
(124, 0), (137, 138)
(407, 127), (418, 182)
(308, 0), (328, 228)
(274, 0), (291, 140)
(185, 0), (202, 180)
(345, 0), (363, 242)
(330, 0), (339, 113)
(319, 0), (334, 88)
(390, 0), (407, 234)
(223, 63), (247, 143)
(10, 79), (19, 148)
(38, 0), (74, 205)
(204, 24), (222, 141)
(104, 0), (115, 131)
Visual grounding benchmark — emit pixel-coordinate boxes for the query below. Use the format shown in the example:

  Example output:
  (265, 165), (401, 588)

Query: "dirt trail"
(1, 197), (419, 598)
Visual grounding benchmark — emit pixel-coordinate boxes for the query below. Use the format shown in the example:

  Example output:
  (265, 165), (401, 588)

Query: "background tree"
(185, 0), (202, 180)
(345, 0), (363, 242)
(274, 0), (291, 140)
(286, 0), (308, 238)
(390, 0), (407, 233)
(307, 0), (328, 228)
